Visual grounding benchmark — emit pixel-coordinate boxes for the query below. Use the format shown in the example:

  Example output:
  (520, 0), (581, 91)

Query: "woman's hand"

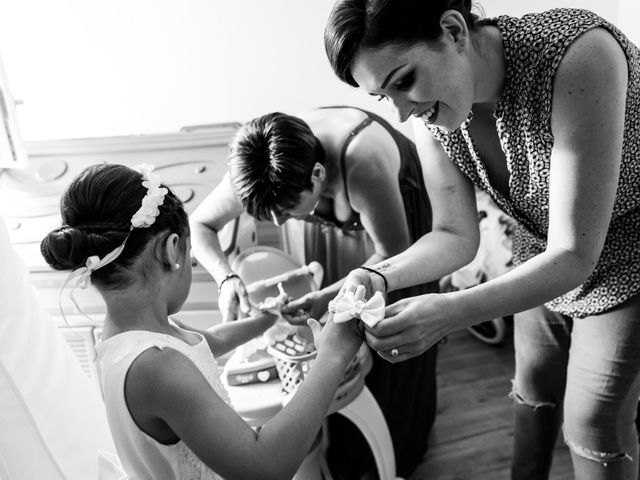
(217, 276), (251, 323)
(339, 267), (387, 299)
(281, 289), (331, 325)
(364, 292), (458, 363)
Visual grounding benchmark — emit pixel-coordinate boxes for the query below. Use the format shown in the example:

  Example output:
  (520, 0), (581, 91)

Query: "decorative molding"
(22, 123), (241, 158)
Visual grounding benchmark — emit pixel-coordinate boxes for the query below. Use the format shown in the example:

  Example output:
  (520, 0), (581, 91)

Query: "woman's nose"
(389, 96), (412, 123)
(270, 209), (287, 226)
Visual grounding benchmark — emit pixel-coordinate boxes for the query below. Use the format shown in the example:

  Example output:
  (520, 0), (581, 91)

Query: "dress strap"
(339, 116), (373, 204)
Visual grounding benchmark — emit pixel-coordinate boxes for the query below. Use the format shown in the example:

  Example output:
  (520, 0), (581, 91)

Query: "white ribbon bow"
(330, 289), (385, 328)
(59, 241), (127, 322)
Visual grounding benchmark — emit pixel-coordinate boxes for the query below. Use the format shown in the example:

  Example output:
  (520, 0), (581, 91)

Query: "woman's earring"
(174, 263), (180, 270)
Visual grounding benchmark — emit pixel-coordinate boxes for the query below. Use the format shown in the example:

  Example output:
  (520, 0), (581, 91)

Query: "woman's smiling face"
(350, 37), (476, 132)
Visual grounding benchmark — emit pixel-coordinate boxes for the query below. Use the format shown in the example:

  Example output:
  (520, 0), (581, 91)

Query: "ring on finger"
(390, 348), (399, 358)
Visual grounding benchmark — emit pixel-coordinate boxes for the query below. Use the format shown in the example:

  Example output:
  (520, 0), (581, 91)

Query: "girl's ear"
(440, 9), (470, 50)
(163, 233), (182, 270)
(311, 163), (326, 183)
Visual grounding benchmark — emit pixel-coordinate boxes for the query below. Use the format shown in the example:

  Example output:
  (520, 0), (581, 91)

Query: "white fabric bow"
(59, 241), (127, 322)
(330, 290), (385, 327)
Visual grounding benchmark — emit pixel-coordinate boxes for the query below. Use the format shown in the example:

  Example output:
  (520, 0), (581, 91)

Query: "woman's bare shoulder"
(557, 27), (627, 82)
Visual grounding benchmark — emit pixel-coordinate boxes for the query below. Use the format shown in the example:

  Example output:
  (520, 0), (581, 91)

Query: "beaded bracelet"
(357, 266), (388, 293)
(217, 273), (240, 293)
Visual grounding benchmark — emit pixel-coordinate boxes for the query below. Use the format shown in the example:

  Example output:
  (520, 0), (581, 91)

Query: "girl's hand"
(218, 276), (251, 323)
(307, 315), (363, 364)
(307, 284), (364, 363)
(281, 290), (331, 325)
(363, 293), (456, 363)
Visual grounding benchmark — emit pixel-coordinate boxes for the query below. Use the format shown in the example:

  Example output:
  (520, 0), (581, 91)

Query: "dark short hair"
(325, 0), (480, 86)
(40, 163), (189, 290)
(228, 112), (325, 221)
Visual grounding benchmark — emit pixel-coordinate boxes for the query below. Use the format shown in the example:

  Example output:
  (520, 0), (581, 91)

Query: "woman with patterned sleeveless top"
(325, 1), (640, 479)
(190, 106), (439, 478)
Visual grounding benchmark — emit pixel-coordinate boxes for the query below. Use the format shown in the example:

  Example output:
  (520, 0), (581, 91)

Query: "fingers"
(307, 318), (322, 347)
(236, 283), (251, 315)
(307, 317), (321, 332)
(363, 328), (404, 353)
(281, 296), (305, 313)
(372, 337), (434, 363)
(334, 281), (357, 301)
(338, 270), (369, 295)
(342, 282), (358, 294)
(283, 309), (311, 325)
(383, 299), (407, 317)
(377, 346), (414, 363)
(362, 308), (404, 338)
(221, 303), (237, 323)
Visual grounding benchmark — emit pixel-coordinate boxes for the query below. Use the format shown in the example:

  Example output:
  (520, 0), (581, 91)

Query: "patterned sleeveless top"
(427, 8), (640, 318)
(96, 323), (229, 480)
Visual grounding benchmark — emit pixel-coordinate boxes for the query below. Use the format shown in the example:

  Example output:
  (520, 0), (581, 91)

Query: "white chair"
(226, 245), (403, 480)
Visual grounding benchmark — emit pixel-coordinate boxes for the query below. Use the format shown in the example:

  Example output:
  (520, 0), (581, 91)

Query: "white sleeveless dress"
(96, 323), (229, 480)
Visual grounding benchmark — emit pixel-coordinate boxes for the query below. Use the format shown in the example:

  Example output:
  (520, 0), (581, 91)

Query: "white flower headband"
(59, 164), (168, 319)
(130, 164), (169, 228)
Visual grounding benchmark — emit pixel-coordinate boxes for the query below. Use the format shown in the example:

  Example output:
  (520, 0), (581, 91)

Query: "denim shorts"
(513, 293), (640, 463)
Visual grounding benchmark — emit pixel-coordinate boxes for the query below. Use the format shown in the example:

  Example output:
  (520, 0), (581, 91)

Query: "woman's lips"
(420, 102), (439, 125)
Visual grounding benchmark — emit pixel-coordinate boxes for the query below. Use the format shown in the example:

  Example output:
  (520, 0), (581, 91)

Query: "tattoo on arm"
(376, 262), (397, 273)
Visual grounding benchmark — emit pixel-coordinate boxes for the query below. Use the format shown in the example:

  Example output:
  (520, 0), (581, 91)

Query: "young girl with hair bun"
(41, 163), (363, 480)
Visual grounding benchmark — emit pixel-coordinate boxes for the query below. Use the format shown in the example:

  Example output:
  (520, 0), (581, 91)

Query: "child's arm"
(173, 310), (277, 357)
(126, 314), (362, 480)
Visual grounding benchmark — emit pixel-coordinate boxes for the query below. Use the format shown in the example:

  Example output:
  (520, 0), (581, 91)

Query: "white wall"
(0, 0), (633, 142)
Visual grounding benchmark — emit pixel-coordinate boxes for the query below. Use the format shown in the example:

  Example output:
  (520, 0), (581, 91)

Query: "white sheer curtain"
(0, 214), (117, 479)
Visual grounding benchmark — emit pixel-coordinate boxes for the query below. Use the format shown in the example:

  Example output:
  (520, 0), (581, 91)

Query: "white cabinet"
(0, 124), (279, 330)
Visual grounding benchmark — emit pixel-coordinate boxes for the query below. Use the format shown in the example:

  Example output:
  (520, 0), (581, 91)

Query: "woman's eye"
(395, 72), (415, 91)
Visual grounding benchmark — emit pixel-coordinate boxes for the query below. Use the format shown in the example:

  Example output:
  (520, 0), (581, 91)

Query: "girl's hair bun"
(41, 226), (84, 271)
(40, 224), (129, 271)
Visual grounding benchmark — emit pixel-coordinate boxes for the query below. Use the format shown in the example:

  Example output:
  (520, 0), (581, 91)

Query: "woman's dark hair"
(40, 163), (189, 290)
(325, 0), (481, 86)
(228, 112), (325, 222)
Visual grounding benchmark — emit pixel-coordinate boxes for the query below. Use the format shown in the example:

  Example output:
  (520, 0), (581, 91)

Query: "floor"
(407, 325), (573, 480)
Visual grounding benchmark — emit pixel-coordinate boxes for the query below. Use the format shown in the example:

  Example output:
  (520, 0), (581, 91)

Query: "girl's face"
(351, 39), (475, 131)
